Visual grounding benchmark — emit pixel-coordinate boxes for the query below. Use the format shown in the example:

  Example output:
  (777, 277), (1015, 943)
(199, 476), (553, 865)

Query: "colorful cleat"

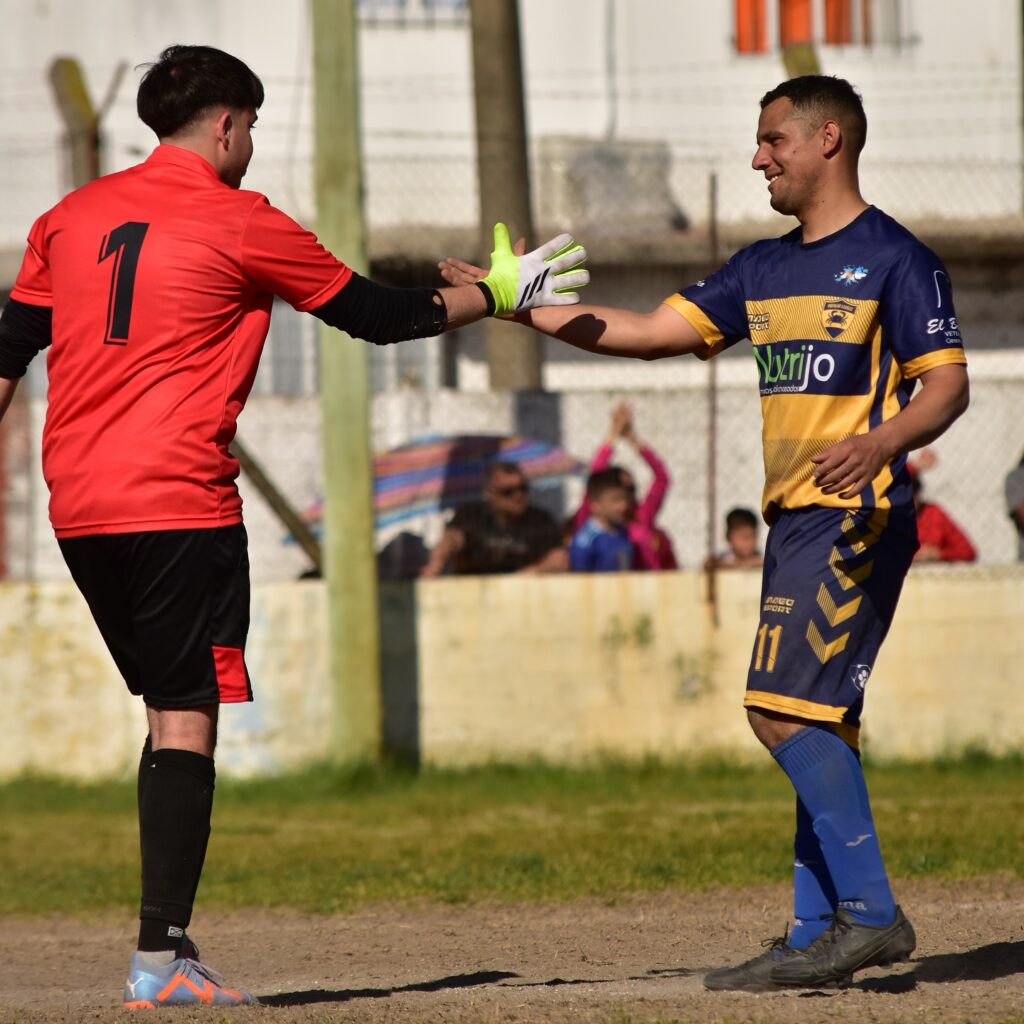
(123, 947), (257, 1009)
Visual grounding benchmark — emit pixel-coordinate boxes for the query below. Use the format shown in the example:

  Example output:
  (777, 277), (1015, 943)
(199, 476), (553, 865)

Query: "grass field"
(2, 753), (1021, 917)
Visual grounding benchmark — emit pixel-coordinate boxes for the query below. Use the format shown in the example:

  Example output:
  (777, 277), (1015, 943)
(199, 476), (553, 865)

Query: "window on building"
(824, 0), (853, 44)
(735, 0), (905, 53)
(779, 0), (813, 46)
(735, 0), (767, 53)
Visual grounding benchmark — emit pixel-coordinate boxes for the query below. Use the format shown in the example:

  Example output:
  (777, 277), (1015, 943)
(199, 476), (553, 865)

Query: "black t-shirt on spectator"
(448, 501), (563, 574)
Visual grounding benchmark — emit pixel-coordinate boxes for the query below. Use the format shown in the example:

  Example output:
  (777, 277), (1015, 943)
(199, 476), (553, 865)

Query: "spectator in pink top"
(571, 402), (678, 570)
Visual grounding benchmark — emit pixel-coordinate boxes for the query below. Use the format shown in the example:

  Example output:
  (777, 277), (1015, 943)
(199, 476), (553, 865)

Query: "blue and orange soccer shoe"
(123, 942), (257, 1009)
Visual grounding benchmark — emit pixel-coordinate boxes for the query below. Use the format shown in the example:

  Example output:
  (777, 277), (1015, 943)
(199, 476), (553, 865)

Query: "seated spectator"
(911, 463), (976, 563)
(420, 461), (567, 576)
(571, 402), (677, 570)
(1005, 453), (1024, 561)
(705, 507), (764, 570)
(570, 469), (634, 572)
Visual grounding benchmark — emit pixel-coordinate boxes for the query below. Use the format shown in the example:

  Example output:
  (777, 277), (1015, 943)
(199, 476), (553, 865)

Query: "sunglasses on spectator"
(494, 482), (529, 497)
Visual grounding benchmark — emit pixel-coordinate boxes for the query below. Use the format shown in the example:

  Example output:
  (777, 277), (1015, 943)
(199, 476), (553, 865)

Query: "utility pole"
(781, 41), (821, 78)
(311, 0), (382, 763)
(48, 57), (127, 188)
(469, 0), (542, 390)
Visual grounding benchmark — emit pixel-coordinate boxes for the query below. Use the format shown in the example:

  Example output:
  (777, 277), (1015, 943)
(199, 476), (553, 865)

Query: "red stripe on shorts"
(211, 645), (249, 703)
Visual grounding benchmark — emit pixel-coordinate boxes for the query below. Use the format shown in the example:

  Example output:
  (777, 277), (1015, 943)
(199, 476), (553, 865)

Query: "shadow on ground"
(855, 940), (1024, 994)
(259, 970), (519, 1007)
(261, 942), (1024, 1007)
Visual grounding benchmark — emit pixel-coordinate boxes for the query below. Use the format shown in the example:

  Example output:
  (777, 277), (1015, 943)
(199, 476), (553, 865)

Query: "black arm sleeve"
(309, 273), (448, 345)
(0, 298), (53, 378)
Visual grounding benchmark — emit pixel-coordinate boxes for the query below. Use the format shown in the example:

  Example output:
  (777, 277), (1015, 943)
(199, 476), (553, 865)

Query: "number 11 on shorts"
(753, 622), (782, 672)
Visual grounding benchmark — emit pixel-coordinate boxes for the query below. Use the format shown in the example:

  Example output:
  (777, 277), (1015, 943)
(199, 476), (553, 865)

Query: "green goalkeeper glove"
(477, 223), (589, 316)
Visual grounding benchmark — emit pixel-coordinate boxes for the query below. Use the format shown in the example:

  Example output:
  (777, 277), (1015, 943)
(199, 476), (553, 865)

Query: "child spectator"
(571, 402), (677, 570)
(570, 469), (634, 572)
(705, 507), (764, 570)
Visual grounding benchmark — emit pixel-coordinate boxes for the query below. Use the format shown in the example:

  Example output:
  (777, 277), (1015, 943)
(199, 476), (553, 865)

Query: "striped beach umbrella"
(373, 434), (583, 528)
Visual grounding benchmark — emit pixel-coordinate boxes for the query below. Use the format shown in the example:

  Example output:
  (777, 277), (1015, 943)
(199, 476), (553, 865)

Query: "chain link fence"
(2, 106), (1022, 582)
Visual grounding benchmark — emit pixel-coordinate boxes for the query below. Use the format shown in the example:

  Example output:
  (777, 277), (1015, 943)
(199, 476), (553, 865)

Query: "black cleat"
(704, 934), (800, 993)
(769, 905), (916, 988)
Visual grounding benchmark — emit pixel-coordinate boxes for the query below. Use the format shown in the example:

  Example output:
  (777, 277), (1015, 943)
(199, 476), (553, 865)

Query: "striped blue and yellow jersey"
(663, 206), (967, 521)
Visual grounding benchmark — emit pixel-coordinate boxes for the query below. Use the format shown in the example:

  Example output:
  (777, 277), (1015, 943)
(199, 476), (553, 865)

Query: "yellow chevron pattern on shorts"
(806, 619), (851, 664)
(830, 547), (874, 591)
(840, 510), (890, 554)
(816, 582), (862, 626)
(839, 517), (881, 554)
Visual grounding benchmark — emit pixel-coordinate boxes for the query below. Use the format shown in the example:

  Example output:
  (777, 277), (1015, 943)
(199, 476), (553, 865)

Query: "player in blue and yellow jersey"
(442, 75), (969, 990)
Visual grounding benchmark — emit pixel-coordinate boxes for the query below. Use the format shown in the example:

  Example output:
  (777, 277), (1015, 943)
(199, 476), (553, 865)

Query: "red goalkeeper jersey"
(10, 144), (352, 538)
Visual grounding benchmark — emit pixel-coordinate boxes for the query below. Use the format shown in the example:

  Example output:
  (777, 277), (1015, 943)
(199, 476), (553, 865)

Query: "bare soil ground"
(1, 876), (1022, 1024)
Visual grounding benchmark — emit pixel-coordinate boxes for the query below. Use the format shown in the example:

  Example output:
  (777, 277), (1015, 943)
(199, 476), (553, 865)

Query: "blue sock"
(790, 797), (837, 948)
(772, 726), (895, 929)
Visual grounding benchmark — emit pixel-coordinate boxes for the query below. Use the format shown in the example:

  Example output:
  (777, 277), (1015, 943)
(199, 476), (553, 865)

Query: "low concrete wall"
(0, 580), (333, 781)
(1, 568), (1022, 780)
(386, 566), (1024, 765)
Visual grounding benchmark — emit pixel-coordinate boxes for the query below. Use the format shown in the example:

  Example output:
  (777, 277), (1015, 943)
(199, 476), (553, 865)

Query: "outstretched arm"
(513, 302), (706, 361)
(314, 224), (589, 346)
(812, 364), (970, 499)
(439, 255), (707, 361)
(629, 435), (671, 523)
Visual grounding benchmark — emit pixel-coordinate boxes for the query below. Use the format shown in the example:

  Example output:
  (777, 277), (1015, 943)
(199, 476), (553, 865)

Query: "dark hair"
(484, 460), (524, 486)
(760, 75), (867, 156)
(587, 467), (627, 501)
(725, 507), (758, 534)
(137, 45), (264, 138)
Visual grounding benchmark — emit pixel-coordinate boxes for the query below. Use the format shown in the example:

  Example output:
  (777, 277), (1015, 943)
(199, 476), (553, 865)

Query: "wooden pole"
(469, 0), (542, 390)
(705, 172), (720, 629)
(47, 58), (126, 188)
(231, 438), (322, 574)
(311, 0), (382, 763)
(48, 57), (99, 188)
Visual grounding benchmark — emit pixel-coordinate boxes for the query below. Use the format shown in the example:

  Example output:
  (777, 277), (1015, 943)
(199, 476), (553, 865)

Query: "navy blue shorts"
(744, 506), (917, 743)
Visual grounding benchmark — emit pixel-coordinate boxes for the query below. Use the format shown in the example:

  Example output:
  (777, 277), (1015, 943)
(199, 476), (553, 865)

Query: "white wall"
(2, 0), (1020, 253)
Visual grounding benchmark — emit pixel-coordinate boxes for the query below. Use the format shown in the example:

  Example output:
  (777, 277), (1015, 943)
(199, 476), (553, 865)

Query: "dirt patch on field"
(1, 876), (1022, 1024)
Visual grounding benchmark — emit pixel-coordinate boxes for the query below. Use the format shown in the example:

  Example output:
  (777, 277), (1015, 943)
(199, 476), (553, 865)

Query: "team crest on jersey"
(822, 299), (857, 338)
(850, 664), (871, 691)
(835, 264), (869, 285)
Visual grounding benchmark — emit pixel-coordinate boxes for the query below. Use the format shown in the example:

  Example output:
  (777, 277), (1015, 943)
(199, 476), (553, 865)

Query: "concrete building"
(1, 1), (1022, 579)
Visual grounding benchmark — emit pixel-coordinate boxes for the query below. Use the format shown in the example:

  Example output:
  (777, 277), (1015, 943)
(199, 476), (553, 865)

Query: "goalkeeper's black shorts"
(58, 524), (253, 709)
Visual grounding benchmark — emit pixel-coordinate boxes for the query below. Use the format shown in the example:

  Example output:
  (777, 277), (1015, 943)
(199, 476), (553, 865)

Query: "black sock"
(137, 747), (216, 954)
(137, 734), (152, 811)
